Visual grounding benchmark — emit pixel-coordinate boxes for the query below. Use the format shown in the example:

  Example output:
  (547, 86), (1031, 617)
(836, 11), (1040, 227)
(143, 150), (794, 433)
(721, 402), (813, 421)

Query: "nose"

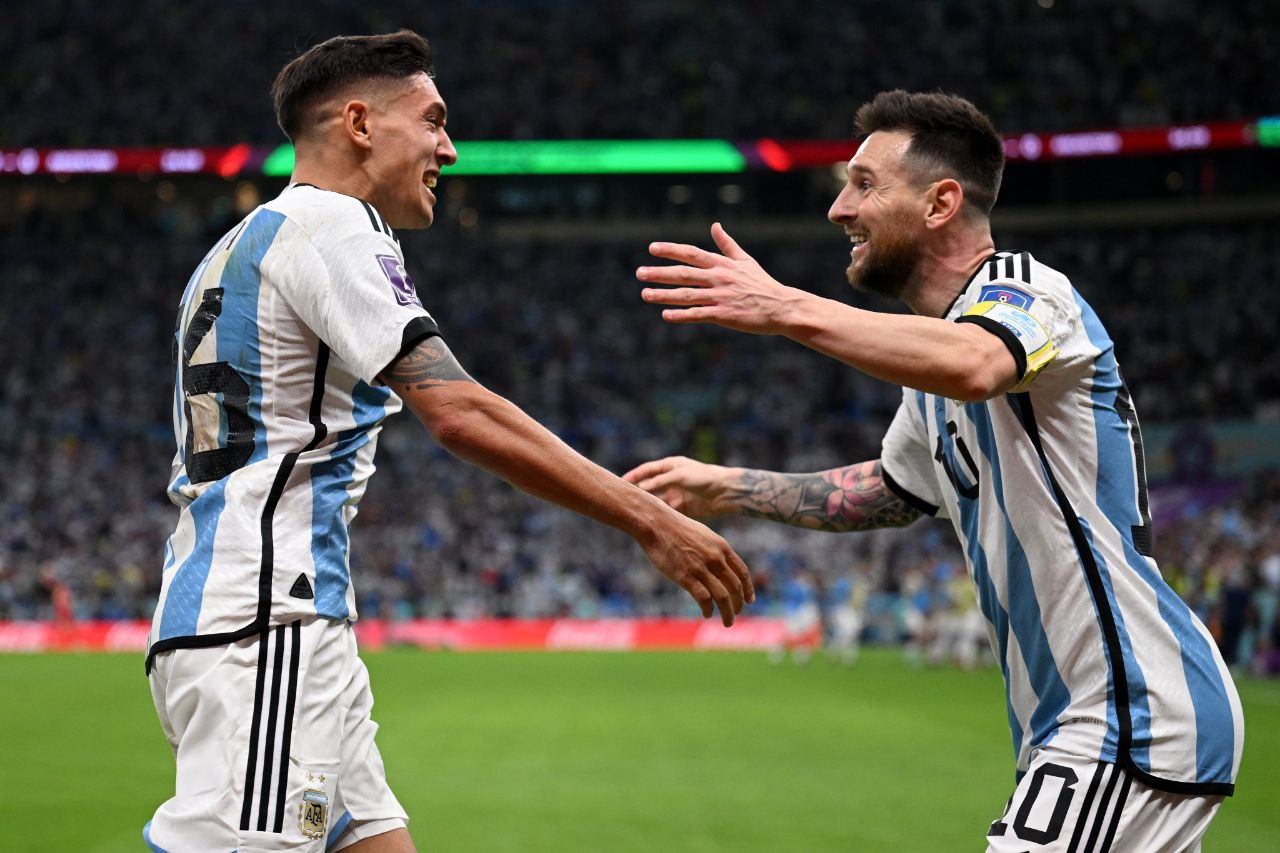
(828, 183), (856, 225)
(436, 127), (458, 167)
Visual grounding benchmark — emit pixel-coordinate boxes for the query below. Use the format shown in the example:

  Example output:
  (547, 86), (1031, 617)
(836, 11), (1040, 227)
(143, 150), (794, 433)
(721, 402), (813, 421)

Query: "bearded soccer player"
(145, 30), (752, 853)
(626, 90), (1241, 851)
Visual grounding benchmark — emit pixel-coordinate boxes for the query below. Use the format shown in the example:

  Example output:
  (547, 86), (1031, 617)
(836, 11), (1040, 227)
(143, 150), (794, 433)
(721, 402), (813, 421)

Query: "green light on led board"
(260, 140), (745, 177)
(262, 144), (296, 176)
(1258, 118), (1280, 148)
(448, 140), (745, 174)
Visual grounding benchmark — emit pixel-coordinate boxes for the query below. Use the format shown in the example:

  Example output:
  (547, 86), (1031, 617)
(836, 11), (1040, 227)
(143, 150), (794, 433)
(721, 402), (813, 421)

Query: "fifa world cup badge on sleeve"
(298, 773), (330, 840)
(377, 254), (424, 308)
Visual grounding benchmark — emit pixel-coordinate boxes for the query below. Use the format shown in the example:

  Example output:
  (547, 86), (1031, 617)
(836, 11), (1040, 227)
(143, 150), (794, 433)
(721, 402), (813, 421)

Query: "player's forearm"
(783, 294), (1010, 401)
(428, 387), (669, 542)
(720, 460), (921, 532)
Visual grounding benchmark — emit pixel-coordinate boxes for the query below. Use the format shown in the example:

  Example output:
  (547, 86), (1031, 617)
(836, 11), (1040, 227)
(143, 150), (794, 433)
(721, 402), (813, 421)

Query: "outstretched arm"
(623, 456), (922, 532)
(636, 223), (1017, 402)
(381, 336), (754, 625)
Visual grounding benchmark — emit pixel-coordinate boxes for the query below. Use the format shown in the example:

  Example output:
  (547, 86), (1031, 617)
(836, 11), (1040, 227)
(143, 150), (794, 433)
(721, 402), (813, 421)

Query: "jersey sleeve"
(954, 265), (1091, 392)
(880, 393), (946, 518)
(272, 219), (440, 384)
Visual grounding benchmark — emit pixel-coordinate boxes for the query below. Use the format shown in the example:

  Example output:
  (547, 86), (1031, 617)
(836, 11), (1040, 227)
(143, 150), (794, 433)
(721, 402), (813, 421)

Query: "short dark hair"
(854, 90), (1005, 217)
(272, 30), (435, 141)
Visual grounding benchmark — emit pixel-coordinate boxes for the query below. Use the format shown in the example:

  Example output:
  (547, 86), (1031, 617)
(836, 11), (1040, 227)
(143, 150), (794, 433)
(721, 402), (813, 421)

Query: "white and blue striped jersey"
(880, 251), (1243, 796)
(148, 184), (438, 669)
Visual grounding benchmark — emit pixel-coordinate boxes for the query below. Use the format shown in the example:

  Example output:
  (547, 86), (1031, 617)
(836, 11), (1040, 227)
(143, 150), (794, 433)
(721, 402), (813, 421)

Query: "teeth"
(425, 176), (437, 189)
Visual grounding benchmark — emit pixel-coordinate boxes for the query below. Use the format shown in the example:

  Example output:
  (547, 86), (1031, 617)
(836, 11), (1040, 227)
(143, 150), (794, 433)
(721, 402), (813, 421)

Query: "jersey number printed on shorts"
(987, 762), (1079, 845)
(180, 287), (255, 483)
(935, 419), (980, 500)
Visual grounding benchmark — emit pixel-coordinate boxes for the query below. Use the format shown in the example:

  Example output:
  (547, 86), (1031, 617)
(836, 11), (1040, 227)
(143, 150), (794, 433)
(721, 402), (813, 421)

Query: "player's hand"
(636, 509), (754, 627)
(637, 222), (809, 335)
(623, 455), (739, 521)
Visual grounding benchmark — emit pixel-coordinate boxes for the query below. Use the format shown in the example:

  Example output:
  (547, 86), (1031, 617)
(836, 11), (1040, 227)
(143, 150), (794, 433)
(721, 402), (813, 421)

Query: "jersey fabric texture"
(149, 185), (439, 670)
(880, 251), (1243, 796)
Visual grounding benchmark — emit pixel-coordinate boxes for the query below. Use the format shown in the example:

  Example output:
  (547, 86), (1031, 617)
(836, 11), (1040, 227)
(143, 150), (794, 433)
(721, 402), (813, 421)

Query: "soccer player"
(626, 90), (1242, 851)
(145, 31), (752, 853)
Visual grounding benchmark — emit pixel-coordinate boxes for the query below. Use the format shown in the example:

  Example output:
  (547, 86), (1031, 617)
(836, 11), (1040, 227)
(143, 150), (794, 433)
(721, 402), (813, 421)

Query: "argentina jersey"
(880, 251), (1243, 795)
(148, 185), (439, 671)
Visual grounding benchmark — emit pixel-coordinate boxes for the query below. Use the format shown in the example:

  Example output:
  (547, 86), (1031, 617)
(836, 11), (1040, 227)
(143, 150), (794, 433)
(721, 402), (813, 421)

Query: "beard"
(845, 216), (922, 300)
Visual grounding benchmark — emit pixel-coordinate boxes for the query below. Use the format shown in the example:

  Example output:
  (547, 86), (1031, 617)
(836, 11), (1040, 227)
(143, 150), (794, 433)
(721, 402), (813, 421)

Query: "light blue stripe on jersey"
(311, 381), (390, 619)
(928, 395), (1022, 757)
(1075, 292), (1237, 783)
(965, 401), (1072, 749)
(160, 211), (286, 639)
(157, 479), (229, 639)
(215, 209), (287, 468)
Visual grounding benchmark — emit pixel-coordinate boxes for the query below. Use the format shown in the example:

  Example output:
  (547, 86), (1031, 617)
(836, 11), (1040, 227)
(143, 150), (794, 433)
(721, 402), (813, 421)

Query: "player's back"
(148, 185), (437, 669)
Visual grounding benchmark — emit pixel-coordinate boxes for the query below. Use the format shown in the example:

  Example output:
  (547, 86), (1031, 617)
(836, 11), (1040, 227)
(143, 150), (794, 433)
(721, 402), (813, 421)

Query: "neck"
(899, 222), (995, 317)
(290, 148), (377, 208)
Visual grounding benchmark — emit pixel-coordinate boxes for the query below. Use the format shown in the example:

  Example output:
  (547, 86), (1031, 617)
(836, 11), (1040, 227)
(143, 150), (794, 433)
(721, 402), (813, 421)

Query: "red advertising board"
(0, 619), (787, 653)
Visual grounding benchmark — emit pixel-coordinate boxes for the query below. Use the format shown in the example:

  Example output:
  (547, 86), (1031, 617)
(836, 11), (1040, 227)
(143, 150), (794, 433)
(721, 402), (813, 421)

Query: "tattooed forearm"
(382, 336), (475, 391)
(726, 460), (921, 532)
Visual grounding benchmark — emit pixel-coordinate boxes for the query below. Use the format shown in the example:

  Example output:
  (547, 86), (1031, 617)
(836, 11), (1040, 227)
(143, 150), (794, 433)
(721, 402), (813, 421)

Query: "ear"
(342, 100), (374, 151)
(924, 178), (965, 230)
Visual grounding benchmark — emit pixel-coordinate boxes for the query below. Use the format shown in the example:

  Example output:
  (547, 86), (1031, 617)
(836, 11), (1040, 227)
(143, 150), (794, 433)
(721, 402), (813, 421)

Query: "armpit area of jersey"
(881, 466), (939, 516)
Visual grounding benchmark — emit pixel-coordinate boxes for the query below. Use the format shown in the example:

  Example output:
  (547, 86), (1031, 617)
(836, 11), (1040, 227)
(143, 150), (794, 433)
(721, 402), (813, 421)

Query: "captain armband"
(956, 301), (1058, 391)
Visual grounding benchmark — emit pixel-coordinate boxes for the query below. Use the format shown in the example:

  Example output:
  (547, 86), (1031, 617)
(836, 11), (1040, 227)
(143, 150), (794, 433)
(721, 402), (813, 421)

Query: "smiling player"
(145, 30), (751, 853)
(627, 90), (1242, 851)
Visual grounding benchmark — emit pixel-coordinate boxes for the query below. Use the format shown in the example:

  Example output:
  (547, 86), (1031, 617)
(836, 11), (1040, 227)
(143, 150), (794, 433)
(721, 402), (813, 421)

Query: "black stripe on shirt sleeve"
(956, 314), (1028, 380)
(881, 467), (939, 516)
(378, 316), (442, 382)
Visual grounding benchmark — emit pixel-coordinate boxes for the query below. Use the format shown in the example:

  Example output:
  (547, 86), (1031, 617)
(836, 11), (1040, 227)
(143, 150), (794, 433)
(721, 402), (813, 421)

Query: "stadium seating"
(2, 199), (1277, 675)
(4, 0), (1277, 147)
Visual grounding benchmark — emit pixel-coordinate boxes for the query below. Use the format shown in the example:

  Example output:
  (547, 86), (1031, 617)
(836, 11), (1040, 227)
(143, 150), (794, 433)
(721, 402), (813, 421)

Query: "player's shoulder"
(263, 184), (400, 250)
(950, 251), (1080, 331)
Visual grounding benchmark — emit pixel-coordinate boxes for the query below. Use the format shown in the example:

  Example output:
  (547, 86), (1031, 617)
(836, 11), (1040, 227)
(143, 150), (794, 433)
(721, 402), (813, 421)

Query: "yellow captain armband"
(959, 300), (1059, 391)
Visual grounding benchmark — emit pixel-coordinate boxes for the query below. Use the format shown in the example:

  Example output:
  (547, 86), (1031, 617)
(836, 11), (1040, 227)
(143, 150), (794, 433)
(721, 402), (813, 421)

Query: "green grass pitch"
(3, 648), (1277, 851)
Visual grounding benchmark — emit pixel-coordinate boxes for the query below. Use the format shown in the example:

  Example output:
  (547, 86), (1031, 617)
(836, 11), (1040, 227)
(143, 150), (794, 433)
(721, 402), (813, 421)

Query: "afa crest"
(298, 773), (329, 840)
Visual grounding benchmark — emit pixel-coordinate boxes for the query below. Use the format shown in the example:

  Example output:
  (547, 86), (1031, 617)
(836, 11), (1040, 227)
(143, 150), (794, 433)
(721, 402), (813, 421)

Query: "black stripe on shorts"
(240, 622), (302, 833)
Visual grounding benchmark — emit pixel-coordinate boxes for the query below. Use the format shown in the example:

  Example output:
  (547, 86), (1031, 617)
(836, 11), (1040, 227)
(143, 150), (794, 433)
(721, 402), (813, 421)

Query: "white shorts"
(145, 618), (407, 852)
(985, 744), (1224, 852)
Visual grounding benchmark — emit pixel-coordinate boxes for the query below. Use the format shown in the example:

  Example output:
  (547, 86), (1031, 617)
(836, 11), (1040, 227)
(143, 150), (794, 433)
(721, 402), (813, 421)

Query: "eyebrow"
(423, 102), (448, 123)
(849, 163), (874, 180)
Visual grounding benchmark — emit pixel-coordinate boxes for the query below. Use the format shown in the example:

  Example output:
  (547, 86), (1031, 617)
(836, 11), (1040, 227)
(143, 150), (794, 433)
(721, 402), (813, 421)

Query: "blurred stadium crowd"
(6, 0), (1278, 147)
(2, 197), (1279, 673)
(3, 0), (1279, 675)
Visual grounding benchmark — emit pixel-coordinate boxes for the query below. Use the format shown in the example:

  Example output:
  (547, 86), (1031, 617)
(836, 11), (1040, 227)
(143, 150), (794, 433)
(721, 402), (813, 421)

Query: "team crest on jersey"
(978, 284), (1034, 309)
(377, 254), (423, 308)
(298, 773), (329, 840)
